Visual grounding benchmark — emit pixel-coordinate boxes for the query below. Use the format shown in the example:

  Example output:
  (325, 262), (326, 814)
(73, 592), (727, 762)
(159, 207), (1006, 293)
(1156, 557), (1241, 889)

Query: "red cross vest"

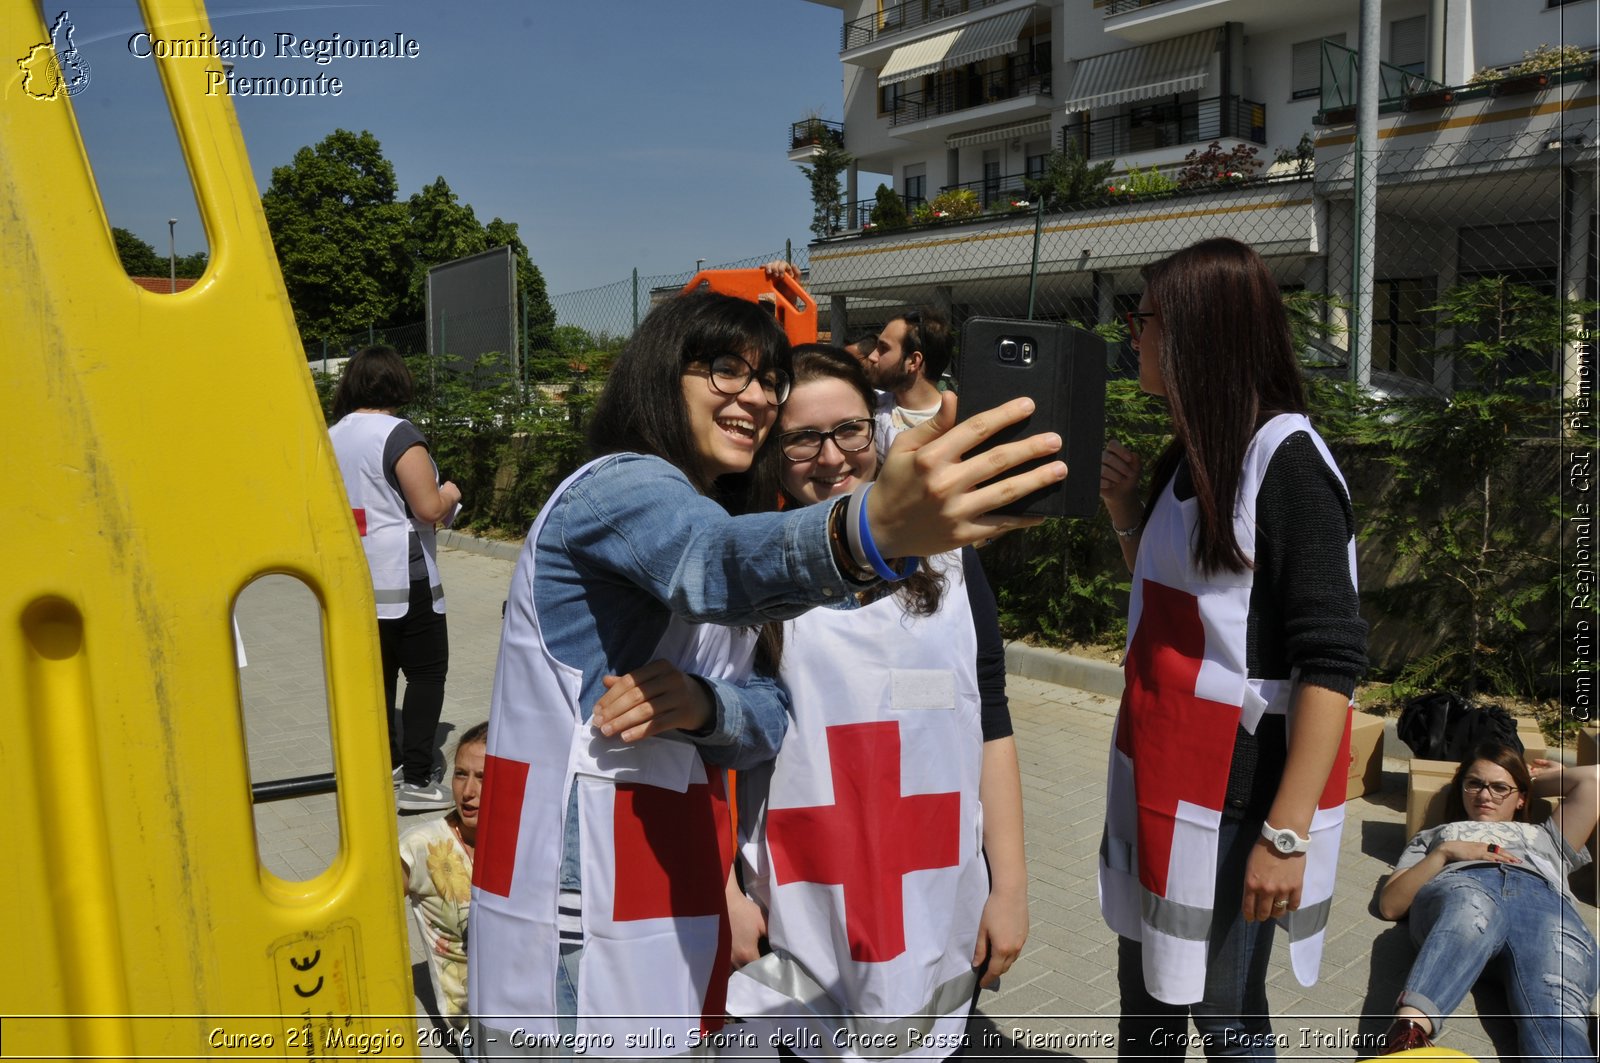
(468, 457), (751, 1057)
(328, 412), (444, 619)
(728, 551), (989, 1060)
(1098, 414), (1354, 1005)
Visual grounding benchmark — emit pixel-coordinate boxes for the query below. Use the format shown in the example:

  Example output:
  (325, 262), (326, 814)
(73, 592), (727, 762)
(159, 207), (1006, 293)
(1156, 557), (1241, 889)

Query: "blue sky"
(42, 1), (851, 295)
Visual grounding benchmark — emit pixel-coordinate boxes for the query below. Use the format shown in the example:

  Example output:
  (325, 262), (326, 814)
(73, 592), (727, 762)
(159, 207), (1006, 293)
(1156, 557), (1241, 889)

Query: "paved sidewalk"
(235, 544), (1598, 1060)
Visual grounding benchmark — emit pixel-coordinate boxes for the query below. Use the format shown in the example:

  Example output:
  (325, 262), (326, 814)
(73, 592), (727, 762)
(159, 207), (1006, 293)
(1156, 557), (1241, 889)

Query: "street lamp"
(695, 257), (705, 275)
(168, 218), (177, 293)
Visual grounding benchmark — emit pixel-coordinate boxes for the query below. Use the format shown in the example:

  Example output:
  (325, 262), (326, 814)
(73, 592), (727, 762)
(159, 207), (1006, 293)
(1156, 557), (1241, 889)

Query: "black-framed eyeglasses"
(780, 417), (875, 461)
(1462, 778), (1521, 800)
(688, 353), (791, 405)
(1125, 311), (1158, 339)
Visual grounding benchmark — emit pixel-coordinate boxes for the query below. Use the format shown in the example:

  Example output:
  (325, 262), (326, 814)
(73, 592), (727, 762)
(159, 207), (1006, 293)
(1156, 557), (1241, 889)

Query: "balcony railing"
(888, 60), (1051, 126)
(1070, 94), (1265, 159)
(842, 0), (1013, 51)
(941, 171), (1040, 209)
(1101, 0), (1181, 16)
(1318, 38), (1441, 112)
(789, 118), (845, 152)
(845, 195), (928, 231)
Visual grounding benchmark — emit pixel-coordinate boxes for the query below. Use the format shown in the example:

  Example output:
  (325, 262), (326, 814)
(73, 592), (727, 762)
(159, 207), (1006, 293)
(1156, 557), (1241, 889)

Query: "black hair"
(331, 345), (413, 422)
(1139, 238), (1308, 574)
(586, 291), (791, 494)
(895, 308), (952, 384)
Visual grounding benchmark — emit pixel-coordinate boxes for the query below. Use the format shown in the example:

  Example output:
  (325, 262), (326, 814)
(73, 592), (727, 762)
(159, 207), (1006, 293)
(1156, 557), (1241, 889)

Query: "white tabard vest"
(728, 552), (989, 1061)
(1098, 414), (1355, 1005)
(328, 412), (444, 618)
(468, 457), (754, 1057)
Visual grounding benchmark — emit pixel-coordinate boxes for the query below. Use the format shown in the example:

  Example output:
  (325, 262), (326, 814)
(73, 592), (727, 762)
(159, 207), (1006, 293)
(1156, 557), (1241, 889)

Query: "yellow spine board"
(1, 1), (416, 1057)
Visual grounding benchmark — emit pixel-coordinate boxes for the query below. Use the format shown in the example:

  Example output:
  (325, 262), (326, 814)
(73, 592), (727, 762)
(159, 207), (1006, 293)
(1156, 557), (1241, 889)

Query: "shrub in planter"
(927, 188), (981, 220)
(868, 183), (910, 231)
(1176, 141), (1262, 188)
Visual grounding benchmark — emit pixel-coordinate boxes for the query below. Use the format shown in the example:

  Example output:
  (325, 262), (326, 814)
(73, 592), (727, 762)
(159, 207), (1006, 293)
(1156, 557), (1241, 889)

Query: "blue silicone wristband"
(856, 483), (920, 582)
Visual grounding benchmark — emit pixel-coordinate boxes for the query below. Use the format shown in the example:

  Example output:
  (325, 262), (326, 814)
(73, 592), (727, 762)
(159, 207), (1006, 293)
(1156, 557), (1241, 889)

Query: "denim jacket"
(531, 453), (863, 889)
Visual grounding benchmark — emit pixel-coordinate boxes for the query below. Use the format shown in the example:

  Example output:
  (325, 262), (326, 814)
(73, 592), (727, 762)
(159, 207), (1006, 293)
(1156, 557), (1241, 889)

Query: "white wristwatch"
(1261, 821), (1311, 854)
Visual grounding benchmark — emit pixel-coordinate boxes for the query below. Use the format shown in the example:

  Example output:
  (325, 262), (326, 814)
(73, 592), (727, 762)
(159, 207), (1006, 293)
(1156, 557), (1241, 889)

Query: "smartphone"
(955, 317), (1106, 518)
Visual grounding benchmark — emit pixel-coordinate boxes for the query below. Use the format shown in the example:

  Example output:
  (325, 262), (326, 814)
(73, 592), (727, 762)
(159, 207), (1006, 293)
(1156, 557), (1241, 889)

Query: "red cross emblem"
(1115, 579), (1240, 897)
(610, 771), (734, 1034)
(767, 721), (960, 963)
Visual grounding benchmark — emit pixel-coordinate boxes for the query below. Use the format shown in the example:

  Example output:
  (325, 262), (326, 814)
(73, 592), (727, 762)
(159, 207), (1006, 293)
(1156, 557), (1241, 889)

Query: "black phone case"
(955, 317), (1107, 518)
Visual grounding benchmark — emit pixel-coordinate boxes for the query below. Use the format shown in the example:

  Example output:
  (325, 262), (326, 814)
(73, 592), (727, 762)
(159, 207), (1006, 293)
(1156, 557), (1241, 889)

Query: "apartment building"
(795, 0), (1597, 392)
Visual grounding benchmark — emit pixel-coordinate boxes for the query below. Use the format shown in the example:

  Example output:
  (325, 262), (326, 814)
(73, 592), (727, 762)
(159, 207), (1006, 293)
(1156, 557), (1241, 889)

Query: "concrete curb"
(1004, 641), (1125, 699)
(438, 528), (522, 563)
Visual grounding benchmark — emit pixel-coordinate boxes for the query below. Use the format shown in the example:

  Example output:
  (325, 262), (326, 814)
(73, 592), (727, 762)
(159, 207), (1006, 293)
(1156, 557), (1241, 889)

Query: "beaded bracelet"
(851, 483), (920, 582)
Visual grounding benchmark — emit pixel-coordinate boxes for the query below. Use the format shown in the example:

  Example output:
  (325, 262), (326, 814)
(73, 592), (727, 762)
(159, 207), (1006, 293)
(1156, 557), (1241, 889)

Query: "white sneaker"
(397, 782), (453, 811)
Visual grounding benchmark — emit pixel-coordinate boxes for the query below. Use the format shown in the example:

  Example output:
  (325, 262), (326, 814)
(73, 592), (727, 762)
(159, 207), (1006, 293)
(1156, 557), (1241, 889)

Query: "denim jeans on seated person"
(1400, 862), (1597, 1063)
(1117, 816), (1279, 1063)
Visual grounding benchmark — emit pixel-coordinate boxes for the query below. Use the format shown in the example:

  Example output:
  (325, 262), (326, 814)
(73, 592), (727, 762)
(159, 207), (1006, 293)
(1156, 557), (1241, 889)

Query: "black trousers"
(377, 578), (449, 786)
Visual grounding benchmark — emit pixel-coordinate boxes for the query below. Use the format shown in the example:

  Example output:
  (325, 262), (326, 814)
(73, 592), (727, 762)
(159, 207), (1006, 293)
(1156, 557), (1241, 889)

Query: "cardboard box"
(1577, 725), (1599, 767)
(1405, 758), (1459, 838)
(1516, 717), (1546, 762)
(1347, 711), (1385, 800)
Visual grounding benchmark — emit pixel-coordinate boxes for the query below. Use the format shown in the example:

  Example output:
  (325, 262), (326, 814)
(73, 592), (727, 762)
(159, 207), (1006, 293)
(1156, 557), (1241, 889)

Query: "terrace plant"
(868, 184), (910, 231)
(1470, 43), (1594, 84)
(1023, 142), (1116, 211)
(1176, 141), (1262, 188)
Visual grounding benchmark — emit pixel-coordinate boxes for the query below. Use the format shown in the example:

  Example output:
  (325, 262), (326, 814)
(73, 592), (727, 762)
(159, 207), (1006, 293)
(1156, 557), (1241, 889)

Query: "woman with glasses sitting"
(470, 293), (1063, 1053)
(724, 345), (1027, 1058)
(1376, 740), (1599, 1060)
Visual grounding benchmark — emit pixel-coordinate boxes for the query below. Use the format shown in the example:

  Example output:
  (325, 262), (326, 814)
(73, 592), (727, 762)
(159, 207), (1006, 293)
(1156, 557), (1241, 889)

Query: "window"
(1390, 16), (1426, 76)
(1025, 141), (1048, 182)
(982, 151), (1001, 208)
(903, 163), (926, 208)
(1292, 34), (1346, 100)
(1373, 278), (1436, 381)
(879, 80), (904, 116)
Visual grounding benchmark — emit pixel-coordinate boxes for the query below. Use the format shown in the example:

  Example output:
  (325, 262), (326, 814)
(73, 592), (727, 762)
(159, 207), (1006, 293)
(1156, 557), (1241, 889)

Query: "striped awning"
(878, 9), (1031, 87)
(1060, 28), (1219, 112)
(946, 9), (1031, 69)
(946, 117), (1050, 148)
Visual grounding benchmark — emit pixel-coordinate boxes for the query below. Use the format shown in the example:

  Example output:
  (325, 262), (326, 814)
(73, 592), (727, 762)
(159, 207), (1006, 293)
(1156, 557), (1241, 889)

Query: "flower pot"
(1406, 88), (1455, 111)
(1493, 72), (1551, 96)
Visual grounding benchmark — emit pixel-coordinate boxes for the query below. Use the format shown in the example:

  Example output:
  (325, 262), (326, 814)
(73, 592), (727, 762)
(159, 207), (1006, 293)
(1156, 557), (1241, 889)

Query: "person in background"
(1376, 741), (1598, 1061)
(400, 721), (488, 1030)
(328, 345), (460, 811)
(867, 307), (952, 458)
(1097, 237), (1366, 1061)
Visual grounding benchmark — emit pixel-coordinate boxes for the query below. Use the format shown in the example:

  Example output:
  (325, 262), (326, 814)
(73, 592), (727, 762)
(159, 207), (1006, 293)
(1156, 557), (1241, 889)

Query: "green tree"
(800, 142), (852, 240)
(175, 250), (209, 279)
(868, 184), (909, 230)
(484, 217), (557, 372)
(1362, 277), (1591, 697)
(262, 128), (408, 345)
(1023, 142), (1116, 211)
(112, 227), (164, 276)
(399, 176), (488, 322)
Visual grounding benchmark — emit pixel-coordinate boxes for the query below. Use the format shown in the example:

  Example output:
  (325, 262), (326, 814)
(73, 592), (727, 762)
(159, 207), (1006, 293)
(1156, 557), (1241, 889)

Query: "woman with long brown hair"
(1098, 237), (1367, 1060)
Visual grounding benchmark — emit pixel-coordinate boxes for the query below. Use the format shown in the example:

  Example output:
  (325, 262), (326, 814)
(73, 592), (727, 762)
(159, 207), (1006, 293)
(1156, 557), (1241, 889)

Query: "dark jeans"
(1117, 816), (1278, 1063)
(377, 578), (448, 786)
